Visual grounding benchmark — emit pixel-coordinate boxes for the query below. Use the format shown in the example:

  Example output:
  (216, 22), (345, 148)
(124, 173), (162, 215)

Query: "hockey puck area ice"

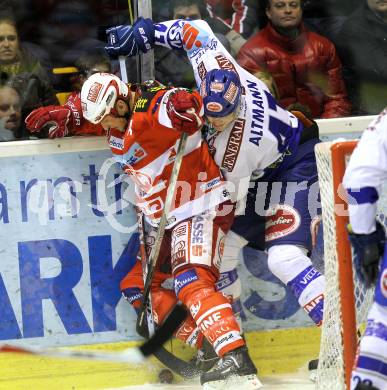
(158, 368), (174, 383)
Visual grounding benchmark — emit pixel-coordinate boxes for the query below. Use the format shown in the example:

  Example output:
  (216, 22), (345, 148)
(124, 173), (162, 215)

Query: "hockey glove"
(348, 221), (386, 287)
(166, 89), (204, 135)
(25, 105), (72, 138)
(105, 18), (155, 58)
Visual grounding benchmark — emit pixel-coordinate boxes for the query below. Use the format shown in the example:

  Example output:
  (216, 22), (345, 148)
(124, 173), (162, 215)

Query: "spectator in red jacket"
(237, 0), (351, 119)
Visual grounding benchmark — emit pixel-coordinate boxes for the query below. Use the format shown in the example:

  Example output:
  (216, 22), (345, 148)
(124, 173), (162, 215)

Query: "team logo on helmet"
(224, 82), (238, 104)
(210, 82), (224, 92)
(206, 102), (223, 113)
(87, 82), (103, 103)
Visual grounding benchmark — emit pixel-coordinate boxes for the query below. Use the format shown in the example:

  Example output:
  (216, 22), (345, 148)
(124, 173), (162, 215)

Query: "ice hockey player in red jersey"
(80, 72), (262, 389)
(25, 53), (111, 138)
(25, 90), (106, 137)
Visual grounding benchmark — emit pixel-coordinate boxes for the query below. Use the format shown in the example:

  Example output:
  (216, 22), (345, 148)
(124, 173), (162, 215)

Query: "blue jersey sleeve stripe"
(357, 355), (387, 377)
(347, 187), (379, 205)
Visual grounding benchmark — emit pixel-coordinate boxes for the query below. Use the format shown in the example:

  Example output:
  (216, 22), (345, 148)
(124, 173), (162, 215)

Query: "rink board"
(0, 137), (326, 350)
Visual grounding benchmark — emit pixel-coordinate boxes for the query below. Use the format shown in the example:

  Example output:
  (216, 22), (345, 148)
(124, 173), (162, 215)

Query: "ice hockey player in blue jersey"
(344, 109), (387, 390)
(105, 18), (325, 388)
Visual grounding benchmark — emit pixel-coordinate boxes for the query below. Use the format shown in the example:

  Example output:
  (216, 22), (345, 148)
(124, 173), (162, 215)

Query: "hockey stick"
(135, 208), (201, 378)
(136, 131), (188, 334)
(0, 304), (186, 363)
(119, 49), (156, 339)
(118, 51), (199, 378)
(135, 206), (156, 338)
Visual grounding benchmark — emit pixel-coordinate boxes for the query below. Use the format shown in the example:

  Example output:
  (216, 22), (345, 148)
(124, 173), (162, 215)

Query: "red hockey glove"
(25, 105), (73, 138)
(166, 89), (204, 135)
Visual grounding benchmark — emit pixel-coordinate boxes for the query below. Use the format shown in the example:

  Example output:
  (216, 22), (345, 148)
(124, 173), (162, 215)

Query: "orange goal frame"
(331, 140), (359, 389)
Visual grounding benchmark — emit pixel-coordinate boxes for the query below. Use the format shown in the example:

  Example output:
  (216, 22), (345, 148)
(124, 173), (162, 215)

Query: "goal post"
(315, 140), (375, 390)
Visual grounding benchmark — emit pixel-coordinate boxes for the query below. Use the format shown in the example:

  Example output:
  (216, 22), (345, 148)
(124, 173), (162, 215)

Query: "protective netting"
(315, 141), (375, 390)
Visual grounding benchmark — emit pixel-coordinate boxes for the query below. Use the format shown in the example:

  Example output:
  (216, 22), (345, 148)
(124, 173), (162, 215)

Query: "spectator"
(336, 0), (387, 115)
(71, 52), (111, 91)
(204, 0), (259, 39)
(154, 0), (232, 88)
(0, 15), (58, 120)
(301, 0), (362, 42)
(25, 52), (111, 138)
(237, 0), (351, 119)
(0, 80), (23, 141)
(38, 1), (105, 68)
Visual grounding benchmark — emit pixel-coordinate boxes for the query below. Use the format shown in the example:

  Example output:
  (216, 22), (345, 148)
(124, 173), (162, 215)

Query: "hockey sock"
(175, 267), (245, 357)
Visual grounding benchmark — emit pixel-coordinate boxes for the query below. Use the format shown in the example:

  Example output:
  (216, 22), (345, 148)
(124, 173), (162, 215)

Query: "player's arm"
(25, 92), (83, 138)
(343, 110), (387, 286)
(343, 111), (387, 234)
(105, 19), (243, 88)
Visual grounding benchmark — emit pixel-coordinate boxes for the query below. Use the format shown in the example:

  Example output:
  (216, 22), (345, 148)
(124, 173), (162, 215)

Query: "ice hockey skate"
(192, 338), (220, 373)
(200, 346), (263, 389)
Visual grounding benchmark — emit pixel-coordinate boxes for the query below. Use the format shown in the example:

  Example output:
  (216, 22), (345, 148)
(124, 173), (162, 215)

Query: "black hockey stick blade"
(139, 304), (187, 357)
(0, 305), (187, 364)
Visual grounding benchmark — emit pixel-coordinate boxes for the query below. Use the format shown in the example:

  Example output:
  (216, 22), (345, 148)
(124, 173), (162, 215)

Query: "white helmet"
(81, 73), (129, 124)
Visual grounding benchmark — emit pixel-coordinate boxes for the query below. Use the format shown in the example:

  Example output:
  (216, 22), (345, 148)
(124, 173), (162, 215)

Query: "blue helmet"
(201, 69), (242, 117)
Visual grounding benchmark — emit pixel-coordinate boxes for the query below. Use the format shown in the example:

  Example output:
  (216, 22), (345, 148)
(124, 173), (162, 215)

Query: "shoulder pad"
(133, 84), (170, 113)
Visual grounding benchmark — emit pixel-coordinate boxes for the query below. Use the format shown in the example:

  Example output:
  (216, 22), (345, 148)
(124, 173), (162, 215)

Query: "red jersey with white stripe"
(109, 84), (230, 227)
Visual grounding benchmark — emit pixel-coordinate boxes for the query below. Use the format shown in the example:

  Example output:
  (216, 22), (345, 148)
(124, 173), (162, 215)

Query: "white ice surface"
(106, 370), (316, 389)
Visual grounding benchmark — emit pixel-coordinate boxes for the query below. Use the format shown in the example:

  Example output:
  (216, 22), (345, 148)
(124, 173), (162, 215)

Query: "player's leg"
(120, 257), (177, 327)
(350, 250), (387, 390)
(171, 207), (262, 389)
(191, 229), (248, 372)
(263, 138), (324, 326)
(267, 243), (325, 326)
(120, 226), (194, 337)
(216, 230), (248, 328)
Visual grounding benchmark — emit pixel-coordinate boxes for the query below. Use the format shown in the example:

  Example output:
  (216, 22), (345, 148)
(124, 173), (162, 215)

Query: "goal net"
(315, 140), (378, 390)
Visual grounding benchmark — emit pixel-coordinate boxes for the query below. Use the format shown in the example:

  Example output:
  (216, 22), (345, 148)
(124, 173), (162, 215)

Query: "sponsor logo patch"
(199, 311), (222, 332)
(192, 245), (203, 256)
(190, 302), (201, 318)
(134, 97), (149, 111)
(303, 293), (324, 326)
(125, 142), (147, 165)
(171, 223), (189, 271)
(210, 82), (224, 92)
(224, 82), (238, 104)
(87, 82), (103, 103)
(192, 215), (204, 244)
(109, 135), (124, 150)
(197, 61), (207, 80)
(215, 54), (237, 73)
(121, 288), (142, 304)
(303, 294), (324, 313)
(221, 119), (245, 172)
(206, 102), (223, 113)
(207, 325), (232, 343)
(174, 269), (198, 295)
(218, 235), (225, 258)
(265, 204), (301, 241)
